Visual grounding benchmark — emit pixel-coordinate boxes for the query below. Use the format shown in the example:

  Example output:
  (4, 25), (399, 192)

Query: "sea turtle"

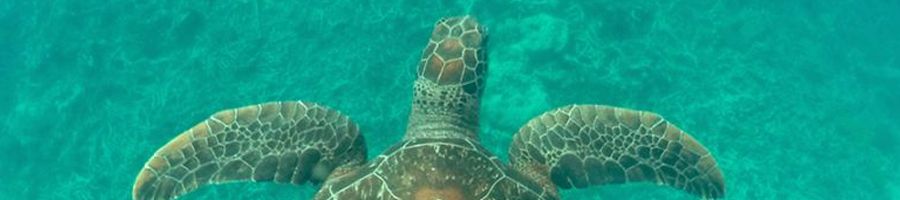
(132, 16), (725, 200)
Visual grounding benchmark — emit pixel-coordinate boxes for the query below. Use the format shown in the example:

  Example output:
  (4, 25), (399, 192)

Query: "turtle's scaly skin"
(132, 102), (367, 200)
(132, 16), (725, 200)
(315, 16), (552, 200)
(509, 105), (726, 197)
(405, 16), (487, 141)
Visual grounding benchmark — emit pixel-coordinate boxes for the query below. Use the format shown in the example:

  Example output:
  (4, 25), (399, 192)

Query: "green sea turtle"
(133, 16), (725, 200)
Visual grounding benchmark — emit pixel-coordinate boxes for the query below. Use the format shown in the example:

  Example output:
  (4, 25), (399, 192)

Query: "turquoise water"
(1, 0), (898, 199)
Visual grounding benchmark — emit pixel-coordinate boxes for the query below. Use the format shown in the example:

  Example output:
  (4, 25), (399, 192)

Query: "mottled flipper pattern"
(509, 105), (725, 198)
(133, 101), (366, 200)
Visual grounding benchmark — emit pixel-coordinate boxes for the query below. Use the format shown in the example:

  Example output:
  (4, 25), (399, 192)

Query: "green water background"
(1, 0), (898, 199)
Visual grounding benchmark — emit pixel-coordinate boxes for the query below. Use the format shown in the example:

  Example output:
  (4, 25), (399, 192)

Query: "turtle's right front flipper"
(133, 101), (366, 200)
(509, 105), (724, 199)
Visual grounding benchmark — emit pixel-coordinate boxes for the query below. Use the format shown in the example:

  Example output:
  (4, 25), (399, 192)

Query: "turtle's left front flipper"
(133, 101), (366, 200)
(509, 105), (724, 199)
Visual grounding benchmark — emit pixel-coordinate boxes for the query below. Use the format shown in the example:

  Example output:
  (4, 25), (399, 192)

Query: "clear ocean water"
(1, 0), (898, 199)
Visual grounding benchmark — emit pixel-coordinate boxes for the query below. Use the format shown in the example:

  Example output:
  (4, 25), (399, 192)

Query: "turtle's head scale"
(418, 15), (487, 95)
(406, 16), (487, 140)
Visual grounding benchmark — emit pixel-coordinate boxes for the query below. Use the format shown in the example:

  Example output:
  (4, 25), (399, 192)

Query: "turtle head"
(417, 15), (487, 95)
(406, 16), (487, 140)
